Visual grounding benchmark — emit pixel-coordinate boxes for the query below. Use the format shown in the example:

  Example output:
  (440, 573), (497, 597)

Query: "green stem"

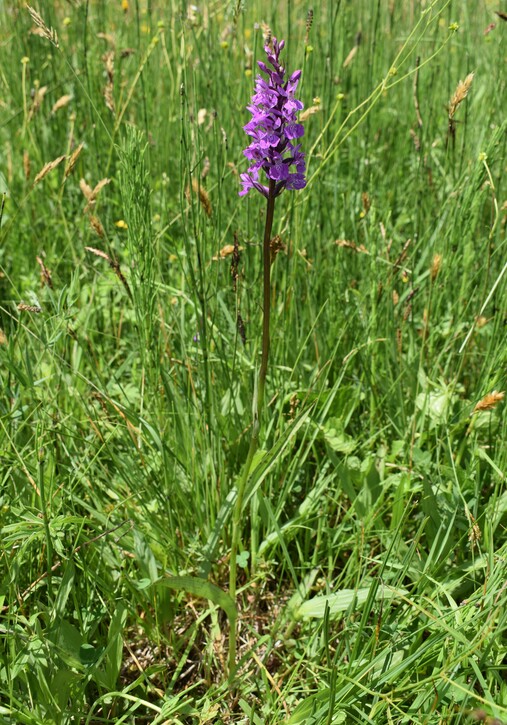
(38, 447), (53, 600)
(228, 179), (277, 679)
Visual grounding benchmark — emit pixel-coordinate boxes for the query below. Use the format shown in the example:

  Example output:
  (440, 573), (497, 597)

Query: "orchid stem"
(228, 178), (276, 679)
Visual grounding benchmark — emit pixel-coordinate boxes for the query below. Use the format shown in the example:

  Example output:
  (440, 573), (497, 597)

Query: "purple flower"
(239, 36), (306, 198)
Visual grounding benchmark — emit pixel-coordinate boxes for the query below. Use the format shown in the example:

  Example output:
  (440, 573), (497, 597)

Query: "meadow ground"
(0, 1), (506, 723)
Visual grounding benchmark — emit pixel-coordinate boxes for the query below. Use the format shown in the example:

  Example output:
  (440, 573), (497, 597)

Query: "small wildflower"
(239, 37), (306, 199)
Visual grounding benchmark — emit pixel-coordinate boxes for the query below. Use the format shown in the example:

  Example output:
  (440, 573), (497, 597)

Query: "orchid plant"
(228, 34), (306, 676)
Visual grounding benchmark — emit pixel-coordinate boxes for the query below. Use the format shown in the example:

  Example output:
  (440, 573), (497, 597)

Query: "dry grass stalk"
(18, 302), (42, 313)
(362, 192), (371, 214)
(85, 246), (133, 301)
(396, 328), (402, 354)
(230, 232), (242, 293)
(343, 45), (358, 68)
(26, 5), (59, 48)
(473, 390), (505, 414)
(0, 328), (7, 345)
(89, 215), (105, 238)
(270, 234), (286, 263)
(186, 178), (212, 217)
(201, 157), (210, 180)
(91, 178), (111, 199)
(85, 246), (111, 263)
(80, 177), (110, 210)
(36, 256), (53, 288)
(448, 73), (474, 119)
(64, 142), (84, 179)
(448, 72), (474, 146)
(430, 253), (442, 281)
(468, 515), (481, 549)
(28, 85), (48, 121)
(212, 244), (243, 261)
(410, 128), (421, 152)
(413, 56), (423, 128)
(51, 94), (72, 115)
(289, 393), (300, 421)
(104, 85), (115, 115)
(393, 238), (411, 270)
(102, 50), (115, 114)
(236, 313), (246, 345)
(34, 155), (66, 185)
(23, 150), (30, 180)
(299, 105), (321, 122)
(79, 178), (93, 200)
(97, 32), (116, 48)
(335, 239), (369, 254)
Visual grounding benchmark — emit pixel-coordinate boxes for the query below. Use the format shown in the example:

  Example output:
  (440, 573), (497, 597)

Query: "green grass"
(1, 0), (506, 723)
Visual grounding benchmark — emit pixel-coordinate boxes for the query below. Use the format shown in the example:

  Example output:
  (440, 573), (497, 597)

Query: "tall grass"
(0, 1), (506, 723)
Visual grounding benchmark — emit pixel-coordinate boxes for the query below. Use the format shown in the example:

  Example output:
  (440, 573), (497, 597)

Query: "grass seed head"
(448, 72), (474, 119)
(473, 390), (505, 413)
(17, 302), (42, 313)
(23, 150), (30, 180)
(64, 142), (84, 179)
(26, 5), (59, 48)
(28, 85), (47, 121)
(34, 155), (66, 185)
(89, 215), (105, 238)
(305, 9), (314, 46)
(36, 256), (53, 288)
(186, 178), (212, 217)
(430, 253), (442, 281)
(51, 94), (72, 115)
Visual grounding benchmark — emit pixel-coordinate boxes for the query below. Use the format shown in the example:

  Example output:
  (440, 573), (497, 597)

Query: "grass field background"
(1, 1), (506, 723)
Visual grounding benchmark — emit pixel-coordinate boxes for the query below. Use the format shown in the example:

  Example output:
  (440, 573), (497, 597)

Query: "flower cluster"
(239, 37), (306, 198)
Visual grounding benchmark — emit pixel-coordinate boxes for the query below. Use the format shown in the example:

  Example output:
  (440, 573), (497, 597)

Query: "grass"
(0, 0), (506, 723)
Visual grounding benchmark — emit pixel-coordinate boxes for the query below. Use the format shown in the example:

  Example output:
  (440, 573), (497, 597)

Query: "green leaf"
(134, 529), (159, 583)
(320, 417), (357, 454)
(104, 603), (128, 689)
(53, 561), (75, 620)
(158, 576), (237, 625)
(79, 643), (102, 667)
(236, 550), (250, 568)
(294, 585), (407, 620)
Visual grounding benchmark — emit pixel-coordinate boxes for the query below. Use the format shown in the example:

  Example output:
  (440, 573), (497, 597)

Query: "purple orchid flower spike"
(239, 36), (306, 198)
(230, 36), (307, 678)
